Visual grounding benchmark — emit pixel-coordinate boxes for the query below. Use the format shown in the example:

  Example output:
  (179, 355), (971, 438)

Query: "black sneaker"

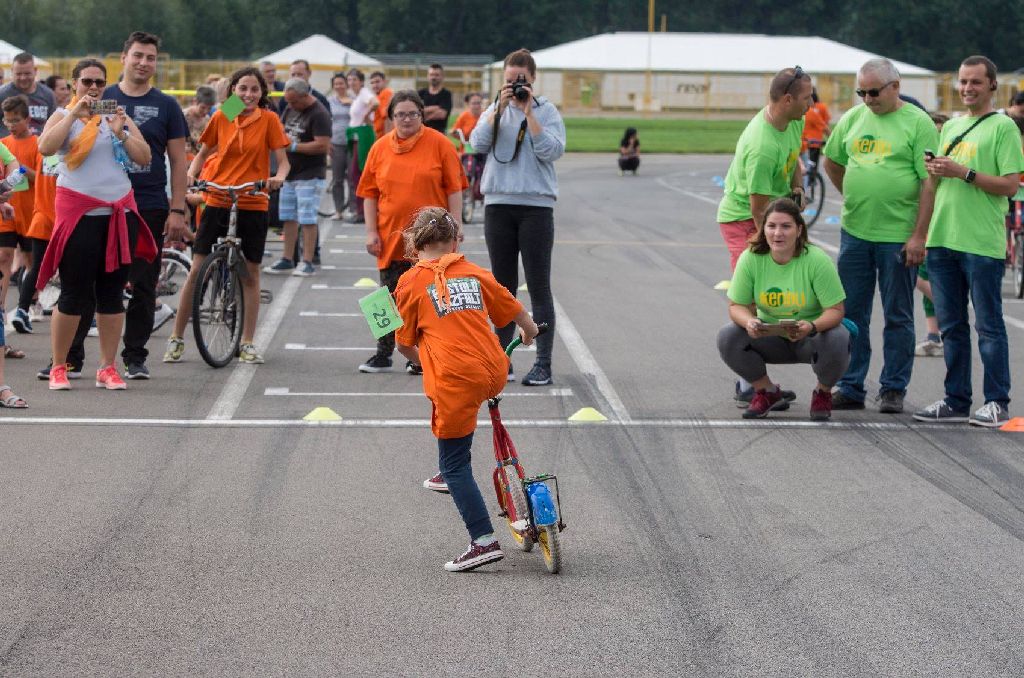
(831, 391), (866, 410)
(913, 399), (970, 423)
(444, 540), (504, 572)
(406, 361), (423, 375)
(521, 363), (552, 386)
(37, 361), (83, 380)
(735, 383), (796, 408)
(878, 390), (904, 414)
(124, 362), (151, 380)
(359, 353), (393, 373)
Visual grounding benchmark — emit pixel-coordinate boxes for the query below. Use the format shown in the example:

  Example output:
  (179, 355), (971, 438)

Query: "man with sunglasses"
(912, 56), (1024, 427)
(717, 66), (813, 405)
(822, 58), (938, 415)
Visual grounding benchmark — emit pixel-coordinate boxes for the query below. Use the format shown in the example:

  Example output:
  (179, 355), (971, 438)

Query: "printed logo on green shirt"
(760, 287), (806, 315)
(851, 135), (893, 164)
(782, 150), (799, 178)
(948, 140), (977, 164)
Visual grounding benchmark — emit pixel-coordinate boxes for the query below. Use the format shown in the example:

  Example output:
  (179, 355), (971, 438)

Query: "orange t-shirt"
(1, 134), (40, 236)
(199, 107), (289, 211)
(356, 127), (467, 269)
(802, 102), (831, 151)
(374, 88), (393, 139)
(27, 152), (57, 240)
(394, 254), (523, 438)
(450, 110), (480, 152)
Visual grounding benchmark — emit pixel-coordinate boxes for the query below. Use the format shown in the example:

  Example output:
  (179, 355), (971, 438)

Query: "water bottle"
(0, 167), (27, 192)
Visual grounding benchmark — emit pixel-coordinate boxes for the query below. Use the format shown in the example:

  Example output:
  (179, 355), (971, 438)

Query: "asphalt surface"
(2, 154), (1023, 676)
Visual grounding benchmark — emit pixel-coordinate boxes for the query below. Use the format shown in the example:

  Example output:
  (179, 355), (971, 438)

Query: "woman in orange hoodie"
(394, 207), (538, 572)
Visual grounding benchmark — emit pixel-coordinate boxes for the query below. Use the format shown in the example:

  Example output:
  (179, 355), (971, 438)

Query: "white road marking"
(330, 249), (490, 255)
(284, 343), (377, 351)
(264, 387), (574, 397)
(310, 284), (376, 290)
(206, 222), (334, 420)
(299, 311), (362, 317)
(0, 415), (992, 432)
(552, 296), (632, 423)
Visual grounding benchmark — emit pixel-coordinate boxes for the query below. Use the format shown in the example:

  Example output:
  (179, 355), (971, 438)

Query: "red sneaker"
(49, 363), (71, 391)
(422, 472), (449, 493)
(810, 389), (833, 421)
(444, 540), (504, 572)
(742, 386), (786, 419)
(95, 365), (127, 390)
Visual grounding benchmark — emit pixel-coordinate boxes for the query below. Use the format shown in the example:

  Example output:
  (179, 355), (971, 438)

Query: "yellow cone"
(568, 407), (608, 422)
(303, 407), (343, 421)
(354, 278), (378, 288)
(714, 280), (730, 290)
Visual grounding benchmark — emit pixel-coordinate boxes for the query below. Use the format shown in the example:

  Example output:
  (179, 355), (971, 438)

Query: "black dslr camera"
(511, 74), (531, 102)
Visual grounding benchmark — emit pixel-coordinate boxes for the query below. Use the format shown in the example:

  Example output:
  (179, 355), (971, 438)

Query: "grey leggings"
(330, 143), (348, 214)
(717, 322), (851, 387)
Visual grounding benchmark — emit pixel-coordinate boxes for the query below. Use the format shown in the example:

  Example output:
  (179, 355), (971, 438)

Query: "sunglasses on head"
(856, 81), (896, 98)
(784, 66), (805, 96)
(79, 77), (106, 88)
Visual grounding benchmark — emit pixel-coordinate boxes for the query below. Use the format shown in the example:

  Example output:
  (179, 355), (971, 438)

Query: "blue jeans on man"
(836, 230), (917, 402)
(925, 246), (1010, 412)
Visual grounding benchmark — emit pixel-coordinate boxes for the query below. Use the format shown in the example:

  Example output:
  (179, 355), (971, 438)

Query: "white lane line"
(329, 249), (490, 255)
(311, 284), (377, 290)
(206, 221), (334, 420)
(299, 311), (362, 317)
(552, 296), (632, 423)
(0, 416), (985, 431)
(333, 234), (485, 242)
(264, 387), (574, 397)
(284, 343), (377, 351)
(811, 238), (839, 255)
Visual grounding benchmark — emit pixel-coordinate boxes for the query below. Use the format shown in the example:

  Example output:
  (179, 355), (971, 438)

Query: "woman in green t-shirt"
(717, 198), (849, 420)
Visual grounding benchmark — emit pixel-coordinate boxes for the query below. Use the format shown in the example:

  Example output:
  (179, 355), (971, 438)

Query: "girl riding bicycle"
(164, 66), (289, 365)
(394, 206), (538, 572)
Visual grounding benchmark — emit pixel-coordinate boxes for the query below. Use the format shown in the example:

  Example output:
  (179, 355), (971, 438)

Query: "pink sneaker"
(49, 363), (71, 391)
(95, 365), (127, 390)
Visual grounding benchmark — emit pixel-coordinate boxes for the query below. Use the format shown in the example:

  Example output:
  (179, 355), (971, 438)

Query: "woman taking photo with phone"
(36, 58), (154, 391)
(716, 198), (849, 421)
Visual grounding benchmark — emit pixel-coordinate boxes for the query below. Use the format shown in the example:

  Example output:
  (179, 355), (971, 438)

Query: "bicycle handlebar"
(190, 180), (269, 199)
(505, 323), (549, 356)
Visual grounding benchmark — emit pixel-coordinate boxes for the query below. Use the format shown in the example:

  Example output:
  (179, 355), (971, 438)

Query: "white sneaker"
(914, 338), (943, 357)
(29, 303), (44, 322)
(153, 303), (175, 331)
(969, 401), (1009, 428)
(87, 319), (99, 337)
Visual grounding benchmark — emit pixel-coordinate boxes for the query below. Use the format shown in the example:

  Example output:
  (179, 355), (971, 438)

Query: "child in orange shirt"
(394, 206), (538, 572)
(2, 96), (40, 337)
(449, 92), (483, 153)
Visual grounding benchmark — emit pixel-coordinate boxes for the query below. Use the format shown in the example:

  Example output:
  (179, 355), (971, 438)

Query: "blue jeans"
(836, 230), (917, 401)
(439, 433), (493, 540)
(926, 247), (1010, 411)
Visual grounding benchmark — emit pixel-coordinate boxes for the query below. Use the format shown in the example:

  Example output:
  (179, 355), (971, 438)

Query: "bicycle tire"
(158, 249), (191, 295)
(1014, 234), (1024, 299)
(192, 248), (245, 368)
(805, 171), (826, 228)
(462, 190), (474, 224)
(538, 524), (562, 574)
(505, 473), (535, 552)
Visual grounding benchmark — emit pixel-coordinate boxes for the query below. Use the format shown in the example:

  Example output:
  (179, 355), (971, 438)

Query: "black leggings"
(483, 204), (555, 364)
(56, 213), (139, 315)
(17, 237), (48, 311)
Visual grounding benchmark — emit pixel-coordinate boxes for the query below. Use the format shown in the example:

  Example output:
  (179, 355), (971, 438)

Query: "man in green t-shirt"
(823, 58), (939, 415)
(717, 66), (812, 406)
(912, 55), (1024, 427)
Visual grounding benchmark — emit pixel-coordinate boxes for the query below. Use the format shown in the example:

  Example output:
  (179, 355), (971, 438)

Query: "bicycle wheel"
(504, 473), (535, 552)
(192, 248), (244, 368)
(537, 525), (562, 574)
(1014, 234), (1024, 299)
(805, 171), (826, 227)
(158, 248), (191, 296)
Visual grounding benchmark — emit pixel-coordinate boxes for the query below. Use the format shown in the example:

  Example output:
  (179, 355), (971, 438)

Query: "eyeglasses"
(784, 66), (806, 96)
(393, 111), (422, 121)
(79, 78), (106, 88)
(856, 81), (896, 98)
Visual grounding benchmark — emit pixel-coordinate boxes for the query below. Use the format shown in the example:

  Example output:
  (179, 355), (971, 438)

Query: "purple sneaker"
(444, 541), (504, 572)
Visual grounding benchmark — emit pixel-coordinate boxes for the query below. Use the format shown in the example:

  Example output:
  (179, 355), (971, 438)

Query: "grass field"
(563, 117), (747, 154)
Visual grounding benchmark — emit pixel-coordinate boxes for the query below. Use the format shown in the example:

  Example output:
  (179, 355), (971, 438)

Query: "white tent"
(258, 34), (380, 69)
(0, 39), (50, 67)
(489, 32), (936, 112)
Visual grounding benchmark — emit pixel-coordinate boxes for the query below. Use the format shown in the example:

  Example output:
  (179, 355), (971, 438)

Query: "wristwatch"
(964, 168), (977, 183)
(170, 208), (186, 216)
(808, 321), (819, 337)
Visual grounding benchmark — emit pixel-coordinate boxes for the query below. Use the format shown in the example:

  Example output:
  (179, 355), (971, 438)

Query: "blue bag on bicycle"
(527, 482), (558, 527)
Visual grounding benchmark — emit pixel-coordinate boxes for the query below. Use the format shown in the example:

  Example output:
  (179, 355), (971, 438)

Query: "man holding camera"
(470, 49), (565, 386)
(822, 58), (938, 414)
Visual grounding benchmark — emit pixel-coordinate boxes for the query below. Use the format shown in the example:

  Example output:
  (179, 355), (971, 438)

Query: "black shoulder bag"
(943, 111), (998, 156)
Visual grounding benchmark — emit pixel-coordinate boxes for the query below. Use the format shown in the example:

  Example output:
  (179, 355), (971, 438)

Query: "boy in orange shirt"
(2, 96), (40, 336)
(394, 207), (538, 572)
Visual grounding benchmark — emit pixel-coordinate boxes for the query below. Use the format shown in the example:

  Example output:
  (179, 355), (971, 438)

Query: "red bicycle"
(454, 129), (485, 224)
(489, 324), (566, 573)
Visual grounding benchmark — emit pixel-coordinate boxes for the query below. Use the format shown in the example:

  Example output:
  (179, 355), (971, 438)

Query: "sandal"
(0, 384), (27, 408)
(4, 345), (25, 359)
